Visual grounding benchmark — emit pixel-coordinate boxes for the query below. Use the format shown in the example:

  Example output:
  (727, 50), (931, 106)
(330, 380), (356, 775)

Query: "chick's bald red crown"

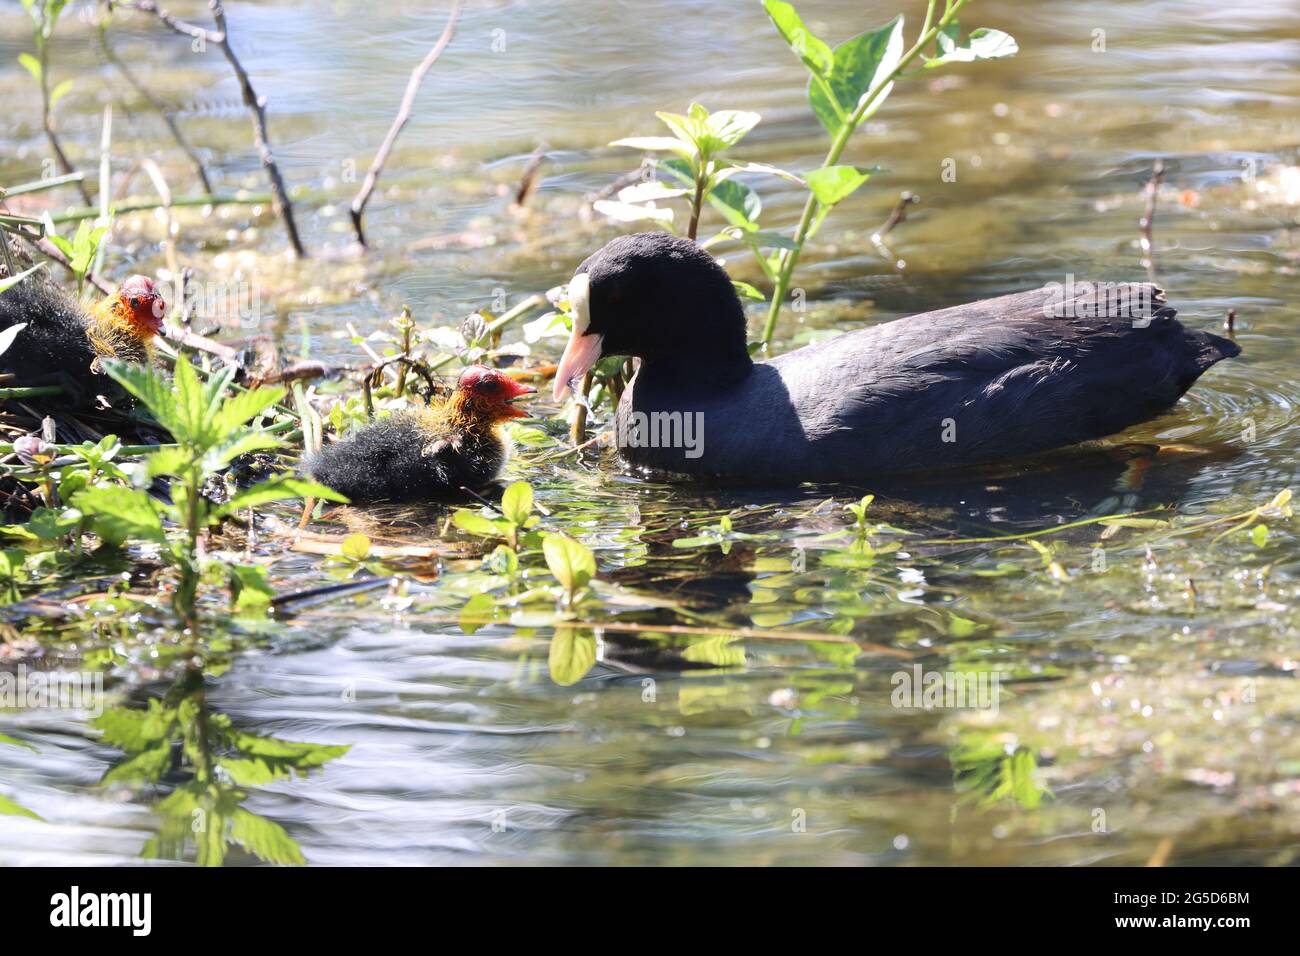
(456, 364), (535, 419)
(114, 275), (166, 335)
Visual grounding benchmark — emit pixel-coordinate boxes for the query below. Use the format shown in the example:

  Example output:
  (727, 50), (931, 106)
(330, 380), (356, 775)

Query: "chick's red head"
(114, 275), (166, 336)
(456, 365), (535, 420)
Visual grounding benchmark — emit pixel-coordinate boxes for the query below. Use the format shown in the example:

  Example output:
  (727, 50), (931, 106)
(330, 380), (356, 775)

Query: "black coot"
(553, 233), (1240, 484)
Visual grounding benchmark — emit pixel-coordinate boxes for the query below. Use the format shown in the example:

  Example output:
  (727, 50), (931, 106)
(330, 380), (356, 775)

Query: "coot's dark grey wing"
(622, 283), (1239, 482)
(0, 268), (101, 401)
(777, 282), (1239, 477)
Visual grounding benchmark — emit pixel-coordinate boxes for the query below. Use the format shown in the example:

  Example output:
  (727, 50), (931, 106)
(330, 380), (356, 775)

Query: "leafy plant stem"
(760, 0), (961, 347)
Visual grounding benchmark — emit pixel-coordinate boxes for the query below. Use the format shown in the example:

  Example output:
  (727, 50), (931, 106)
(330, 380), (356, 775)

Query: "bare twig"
(875, 190), (919, 240)
(98, 15), (214, 192)
(349, 0), (463, 248)
(119, 0), (304, 257)
(1226, 308), (1236, 334)
(1139, 159), (1165, 283)
(513, 145), (548, 207)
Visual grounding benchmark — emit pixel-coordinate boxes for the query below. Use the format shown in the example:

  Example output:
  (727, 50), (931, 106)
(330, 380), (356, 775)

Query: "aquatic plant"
(69, 356), (343, 624)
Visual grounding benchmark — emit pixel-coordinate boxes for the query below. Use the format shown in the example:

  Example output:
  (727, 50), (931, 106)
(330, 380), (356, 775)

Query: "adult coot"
(553, 232), (1240, 483)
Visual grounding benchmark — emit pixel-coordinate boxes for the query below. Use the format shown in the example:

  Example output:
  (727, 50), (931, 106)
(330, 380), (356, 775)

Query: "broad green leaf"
(806, 165), (873, 206)
(340, 534), (370, 561)
(713, 161), (805, 185)
(698, 109), (761, 153)
(71, 485), (165, 545)
(500, 481), (533, 526)
(49, 78), (73, 108)
(609, 135), (696, 161)
(452, 508), (507, 538)
(103, 742), (172, 784)
(763, 0), (834, 76)
(228, 563), (275, 610)
(808, 16), (905, 136)
(926, 26), (1018, 68)
(17, 53), (41, 83)
(548, 627), (596, 686)
(459, 591), (496, 634)
(171, 354), (208, 443)
(616, 181), (690, 203)
(542, 533), (596, 592)
(733, 280), (766, 301)
(591, 199), (674, 225)
(707, 178), (762, 231)
(655, 108), (704, 152)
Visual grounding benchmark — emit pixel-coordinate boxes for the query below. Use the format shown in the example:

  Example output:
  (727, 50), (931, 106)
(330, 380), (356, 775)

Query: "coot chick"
(553, 232), (1240, 483)
(0, 269), (165, 404)
(306, 365), (535, 503)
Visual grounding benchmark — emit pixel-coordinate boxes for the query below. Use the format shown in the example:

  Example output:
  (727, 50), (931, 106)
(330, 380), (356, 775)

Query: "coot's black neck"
(636, 339), (753, 395)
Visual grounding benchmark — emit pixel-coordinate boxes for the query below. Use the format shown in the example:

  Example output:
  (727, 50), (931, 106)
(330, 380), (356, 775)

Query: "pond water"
(1, 0), (1299, 865)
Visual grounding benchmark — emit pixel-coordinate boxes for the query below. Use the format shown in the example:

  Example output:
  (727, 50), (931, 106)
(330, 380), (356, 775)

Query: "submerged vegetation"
(0, 0), (1297, 865)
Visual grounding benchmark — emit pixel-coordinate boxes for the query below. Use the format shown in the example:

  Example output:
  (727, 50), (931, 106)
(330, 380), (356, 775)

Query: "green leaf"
(591, 199), (674, 225)
(0, 264), (42, 298)
(71, 485), (165, 545)
(733, 280), (766, 301)
(926, 26), (1018, 68)
(213, 476), (347, 520)
(806, 165), (873, 206)
(1250, 524), (1269, 547)
(100, 359), (182, 436)
(451, 508), (508, 539)
(542, 533), (596, 593)
(609, 135), (696, 161)
(459, 591), (495, 634)
(698, 109), (761, 153)
(17, 52), (41, 83)
(228, 563), (275, 610)
(0, 791), (42, 820)
(340, 534), (371, 561)
(212, 385), (286, 437)
(229, 807), (306, 865)
(201, 431), (284, 472)
(94, 701), (175, 750)
(808, 16), (905, 136)
(548, 627), (596, 686)
(49, 78), (73, 108)
(500, 481), (534, 526)
(763, 0), (834, 76)
(707, 178), (762, 231)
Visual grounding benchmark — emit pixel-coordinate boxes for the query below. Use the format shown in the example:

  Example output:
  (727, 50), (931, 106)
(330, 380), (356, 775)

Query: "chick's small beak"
(501, 378), (536, 418)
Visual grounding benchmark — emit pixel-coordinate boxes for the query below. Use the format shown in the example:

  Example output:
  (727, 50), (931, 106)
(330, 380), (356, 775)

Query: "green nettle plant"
(601, 0), (1017, 348)
(70, 356), (344, 624)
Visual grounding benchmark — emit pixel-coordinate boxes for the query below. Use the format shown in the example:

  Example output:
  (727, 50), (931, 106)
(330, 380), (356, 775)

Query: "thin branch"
(119, 0), (305, 257)
(349, 0), (463, 248)
(98, 15), (213, 193)
(1138, 159), (1165, 283)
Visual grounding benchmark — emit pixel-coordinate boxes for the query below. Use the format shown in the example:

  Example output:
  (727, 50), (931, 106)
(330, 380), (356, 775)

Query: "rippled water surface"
(2, 0), (1299, 865)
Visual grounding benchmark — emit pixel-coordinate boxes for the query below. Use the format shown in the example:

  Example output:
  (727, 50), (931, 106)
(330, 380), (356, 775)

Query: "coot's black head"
(553, 232), (751, 400)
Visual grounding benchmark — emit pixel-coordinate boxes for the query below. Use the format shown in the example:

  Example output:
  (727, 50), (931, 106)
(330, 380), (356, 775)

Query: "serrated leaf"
(229, 807), (305, 865)
(213, 476), (347, 520)
(71, 485), (165, 545)
(212, 385), (285, 436)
